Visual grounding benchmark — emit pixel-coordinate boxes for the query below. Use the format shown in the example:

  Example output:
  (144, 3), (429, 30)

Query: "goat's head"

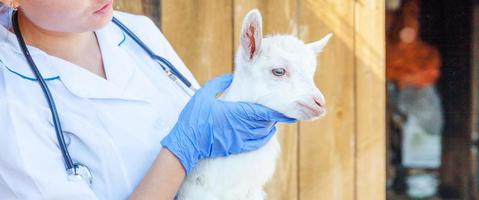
(232, 9), (332, 120)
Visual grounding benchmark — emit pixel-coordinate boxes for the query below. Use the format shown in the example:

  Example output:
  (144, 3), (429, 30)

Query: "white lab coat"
(0, 10), (199, 200)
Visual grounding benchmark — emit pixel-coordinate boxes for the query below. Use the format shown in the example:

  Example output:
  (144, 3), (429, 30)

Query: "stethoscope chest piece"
(67, 163), (93, 187)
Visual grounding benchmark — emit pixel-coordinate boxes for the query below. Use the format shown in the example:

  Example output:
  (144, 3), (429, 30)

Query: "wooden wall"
(115, 0), (385, 199)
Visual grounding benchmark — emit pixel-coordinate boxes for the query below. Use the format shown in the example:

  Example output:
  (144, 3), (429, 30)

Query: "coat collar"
(0, 13), (59, 80)
(1, 17), (149, 101)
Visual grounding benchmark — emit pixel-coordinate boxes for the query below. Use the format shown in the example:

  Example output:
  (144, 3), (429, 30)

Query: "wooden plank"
(470, 3), (479, 198)
(114, 0), (160, 25)
(161, 0), (234, 84)
(232, 1), (299, 199)
(354, 0), (386, 199)
(298, 0), (356, 199)
(114, 0), (145, 15)
(265, 124), (299, 200)
(141, 0), (161, 26)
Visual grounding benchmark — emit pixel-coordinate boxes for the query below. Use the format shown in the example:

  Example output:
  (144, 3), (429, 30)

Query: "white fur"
(177, 9), (331, 200)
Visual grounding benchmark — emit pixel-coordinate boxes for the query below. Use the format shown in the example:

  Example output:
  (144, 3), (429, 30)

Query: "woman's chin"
(89, 11), (113, 30)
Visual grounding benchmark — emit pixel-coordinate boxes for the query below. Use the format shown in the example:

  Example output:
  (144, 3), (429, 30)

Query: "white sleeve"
(0, 100), (98, 200)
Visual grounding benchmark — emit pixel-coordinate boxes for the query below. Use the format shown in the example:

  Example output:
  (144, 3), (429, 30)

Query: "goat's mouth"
(297, 102), (326, 120)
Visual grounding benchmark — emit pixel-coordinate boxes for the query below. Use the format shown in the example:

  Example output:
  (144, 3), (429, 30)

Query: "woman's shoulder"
(110, 11), (170, 55)
(109, 11), (200, 89)
(0, 51), (61, 115)
(113, 11), (153, 25)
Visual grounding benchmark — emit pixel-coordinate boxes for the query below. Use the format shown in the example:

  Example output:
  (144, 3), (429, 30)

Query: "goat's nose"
(314, 95), (326, 107)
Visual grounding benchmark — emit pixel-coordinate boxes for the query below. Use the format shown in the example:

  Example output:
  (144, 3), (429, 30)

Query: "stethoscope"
(11, 10), (196, 187)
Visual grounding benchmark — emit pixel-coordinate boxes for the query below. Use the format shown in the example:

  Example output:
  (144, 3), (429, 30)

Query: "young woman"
(0, 1), (293, 199)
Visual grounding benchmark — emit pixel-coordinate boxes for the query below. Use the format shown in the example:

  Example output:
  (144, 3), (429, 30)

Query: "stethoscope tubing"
(11, 10), (75, 170)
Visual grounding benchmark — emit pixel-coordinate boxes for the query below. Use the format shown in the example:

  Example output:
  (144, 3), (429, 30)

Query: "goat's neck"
(219, 74), (257, 103)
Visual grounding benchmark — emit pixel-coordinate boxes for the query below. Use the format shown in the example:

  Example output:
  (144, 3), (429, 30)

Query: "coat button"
(155, 119), (166, 129)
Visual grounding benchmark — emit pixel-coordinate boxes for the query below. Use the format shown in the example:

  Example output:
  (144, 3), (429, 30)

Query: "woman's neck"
(15, 10), (106, 79)
(17, 11), (93, 58)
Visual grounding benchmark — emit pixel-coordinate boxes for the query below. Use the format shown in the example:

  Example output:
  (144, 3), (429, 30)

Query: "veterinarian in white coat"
(0, 1), (294, 199)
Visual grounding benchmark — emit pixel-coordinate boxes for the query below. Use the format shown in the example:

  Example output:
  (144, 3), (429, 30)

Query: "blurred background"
(114, 0), (478, 199)
(386, 0), (478, 199)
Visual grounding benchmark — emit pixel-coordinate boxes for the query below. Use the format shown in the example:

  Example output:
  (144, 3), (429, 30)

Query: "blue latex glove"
(160, 74), (296, 174)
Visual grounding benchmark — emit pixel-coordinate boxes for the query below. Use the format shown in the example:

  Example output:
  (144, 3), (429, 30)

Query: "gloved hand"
(160, 74), (296, 174)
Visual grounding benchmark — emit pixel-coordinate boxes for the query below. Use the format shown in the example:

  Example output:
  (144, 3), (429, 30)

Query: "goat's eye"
(271, 68), (286, 76)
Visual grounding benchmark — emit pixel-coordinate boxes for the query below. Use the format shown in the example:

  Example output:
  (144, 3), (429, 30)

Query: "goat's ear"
(240, 9), (263, 61)
(307, 33), (333, 54)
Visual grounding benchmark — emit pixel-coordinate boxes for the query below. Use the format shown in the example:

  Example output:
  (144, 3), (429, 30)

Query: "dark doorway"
(420, 0), (477, 199)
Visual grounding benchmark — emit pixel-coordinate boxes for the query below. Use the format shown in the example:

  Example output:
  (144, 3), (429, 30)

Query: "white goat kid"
(176, 9), (332, 200)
